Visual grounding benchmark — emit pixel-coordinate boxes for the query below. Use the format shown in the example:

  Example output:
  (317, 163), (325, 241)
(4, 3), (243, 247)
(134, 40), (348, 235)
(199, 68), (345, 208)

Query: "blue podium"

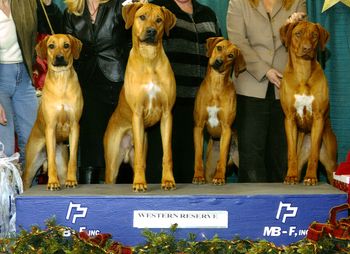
(16, 183), (347, 246)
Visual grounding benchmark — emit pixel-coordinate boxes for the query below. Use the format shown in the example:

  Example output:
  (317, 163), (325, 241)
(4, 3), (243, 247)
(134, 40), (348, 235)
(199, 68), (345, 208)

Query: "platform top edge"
(19, 183), (346, 197)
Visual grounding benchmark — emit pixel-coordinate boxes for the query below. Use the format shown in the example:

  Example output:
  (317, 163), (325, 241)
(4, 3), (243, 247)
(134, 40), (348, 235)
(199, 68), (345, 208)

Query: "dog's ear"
(233, 48), (246, 78)
(206, 37), (225, 57)
(35, 35), (50, 60)
(67, 34), (83, 60)
(280, 22), (298, 49)
(315, 23), (329, 51)
(122, 3), (143, 29)
(161, 7), (176, 36)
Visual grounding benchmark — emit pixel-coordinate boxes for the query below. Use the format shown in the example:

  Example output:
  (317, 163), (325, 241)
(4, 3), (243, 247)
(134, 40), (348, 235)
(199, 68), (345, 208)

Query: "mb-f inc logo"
(64, 202), (100, 236)
(276, 201), (298, 223)
(66, 202), (88, 224)
(263, 202), (307, 238)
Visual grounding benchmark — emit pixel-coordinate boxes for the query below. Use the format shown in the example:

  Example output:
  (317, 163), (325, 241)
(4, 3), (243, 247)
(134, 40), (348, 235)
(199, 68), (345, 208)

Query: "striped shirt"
(151, 0), (221, 97)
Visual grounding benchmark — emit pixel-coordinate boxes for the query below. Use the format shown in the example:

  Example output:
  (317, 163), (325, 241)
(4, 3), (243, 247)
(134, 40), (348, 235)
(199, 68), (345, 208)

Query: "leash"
(39, 0), (55, 35)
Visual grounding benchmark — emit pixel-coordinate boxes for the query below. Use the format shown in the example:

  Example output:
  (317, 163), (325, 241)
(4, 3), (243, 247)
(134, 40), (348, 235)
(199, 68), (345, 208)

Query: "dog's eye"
(63, 43), (70, 49)
(48, 44), (55, 49)
(228, 54), (234, 58)
(295, 31), (301, 37)
(217, 46), (222, 51)
(312, 32), (318, 39)
(139, 15), (146, 21)
(156, 17), (162, 23)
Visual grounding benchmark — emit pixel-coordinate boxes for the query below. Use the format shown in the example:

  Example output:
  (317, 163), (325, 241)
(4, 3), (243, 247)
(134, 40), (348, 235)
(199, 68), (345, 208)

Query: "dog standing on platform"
(279, 21), (337, 185)
(22, 34), (83, 190)
(192, 37), (245, 185)
(104, 3), (176, 192)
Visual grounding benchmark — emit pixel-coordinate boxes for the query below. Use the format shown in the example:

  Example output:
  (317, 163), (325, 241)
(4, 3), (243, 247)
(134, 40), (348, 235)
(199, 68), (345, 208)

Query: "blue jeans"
(0, 63), (38, 165)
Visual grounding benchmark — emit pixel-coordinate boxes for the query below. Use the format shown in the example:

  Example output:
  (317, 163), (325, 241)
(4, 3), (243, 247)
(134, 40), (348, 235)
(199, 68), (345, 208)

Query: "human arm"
(286, 0), (307, 23)
(0, 104), (7, 126)
(267, 0), (307, 87)
(266, 0), (306, 88)
(37, 0), (64, 34)
(266, 68), (283, 88)
(226, 0), (270, 82)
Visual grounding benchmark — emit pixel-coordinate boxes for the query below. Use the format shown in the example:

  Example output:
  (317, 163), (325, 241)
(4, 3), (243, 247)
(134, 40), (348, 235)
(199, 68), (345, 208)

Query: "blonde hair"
(65, 0), (111, 16)
(248, 0), (295, 10)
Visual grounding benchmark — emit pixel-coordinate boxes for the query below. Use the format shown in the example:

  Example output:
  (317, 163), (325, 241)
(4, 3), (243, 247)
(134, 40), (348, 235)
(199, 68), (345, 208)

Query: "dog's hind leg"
(212, 125), (231, 185)
(22, 126), (46, 190)
(104, 121), (130, 184)
(320, 120), (337, 183)
(56, 143), (68, 187)
(296, 132), (309, 183)
(205, 138), (218, 183)
(66, 122), (79, 188)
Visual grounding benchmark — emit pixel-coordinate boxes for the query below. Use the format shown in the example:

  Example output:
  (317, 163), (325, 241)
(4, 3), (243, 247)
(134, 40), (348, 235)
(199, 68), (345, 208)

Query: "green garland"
(0, 218), (130, 254)
(134, 224), (350, 254)
(0, 220), (349, 254)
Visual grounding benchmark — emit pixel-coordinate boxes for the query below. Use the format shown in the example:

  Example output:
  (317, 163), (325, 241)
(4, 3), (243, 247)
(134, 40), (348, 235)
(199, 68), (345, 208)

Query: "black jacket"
(64, 0), (130, 83)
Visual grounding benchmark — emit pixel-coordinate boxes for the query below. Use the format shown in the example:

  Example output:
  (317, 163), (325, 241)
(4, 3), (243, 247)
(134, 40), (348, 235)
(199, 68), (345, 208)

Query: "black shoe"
(79, 166), (100, 184)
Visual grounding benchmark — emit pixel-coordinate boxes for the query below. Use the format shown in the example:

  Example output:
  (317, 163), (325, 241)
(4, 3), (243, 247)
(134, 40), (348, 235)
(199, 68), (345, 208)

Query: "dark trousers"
(146, 97), (195, 183)
(78, 67), (123, 182)
(235, 84), (287, 182)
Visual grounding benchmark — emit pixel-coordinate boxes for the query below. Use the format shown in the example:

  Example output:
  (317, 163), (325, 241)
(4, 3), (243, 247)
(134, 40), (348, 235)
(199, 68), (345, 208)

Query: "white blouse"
(0, 10), (23, 63)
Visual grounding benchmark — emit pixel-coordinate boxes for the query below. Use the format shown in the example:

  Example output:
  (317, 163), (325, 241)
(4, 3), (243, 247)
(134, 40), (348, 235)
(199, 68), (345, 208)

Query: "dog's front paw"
(192, 176), (205, 184)
(65, 179), (78, 188)
(47, 182), (61, 191)
(212, 177), (225, 185)
(133, 182), (148, 192)
(284, 176), (299, 185)
(303, 177), (318, 186)
(162, 180), (176, 191)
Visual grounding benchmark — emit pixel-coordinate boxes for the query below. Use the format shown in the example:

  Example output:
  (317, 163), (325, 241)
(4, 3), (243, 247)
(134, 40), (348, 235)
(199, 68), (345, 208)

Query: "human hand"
(266, 69), (283, 88)
(0, 104), (7, 126)
(122, 0), (148, 6)
(41, 0), (52, 6)
(286, 12), (306, 24)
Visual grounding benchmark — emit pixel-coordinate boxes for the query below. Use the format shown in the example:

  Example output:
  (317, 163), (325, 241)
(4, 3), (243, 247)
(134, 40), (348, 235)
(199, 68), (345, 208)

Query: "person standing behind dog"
(63, 0), (130, 184)
(0, 0), (63, 166)
(146, 0), (221, 183)
(226, 0), (306, 182)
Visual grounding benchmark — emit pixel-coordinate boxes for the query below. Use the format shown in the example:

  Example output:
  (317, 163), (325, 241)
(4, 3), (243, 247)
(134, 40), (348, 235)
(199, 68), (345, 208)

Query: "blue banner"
(16, 184), (347, 246)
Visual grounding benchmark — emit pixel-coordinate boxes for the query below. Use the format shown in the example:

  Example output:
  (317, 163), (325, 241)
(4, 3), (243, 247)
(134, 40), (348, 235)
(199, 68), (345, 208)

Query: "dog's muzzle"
(141, 28), (157, 44)
(53, 55), (68, 67)
(211, 59), (224, 71)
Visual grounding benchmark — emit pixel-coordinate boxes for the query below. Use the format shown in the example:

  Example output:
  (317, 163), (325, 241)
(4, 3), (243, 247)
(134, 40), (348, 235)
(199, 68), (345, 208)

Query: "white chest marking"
(207, 106), (220, 128)
(55, 104), (72, 112)
(294, 94), (314, 118)
(143, 82), (161, 109)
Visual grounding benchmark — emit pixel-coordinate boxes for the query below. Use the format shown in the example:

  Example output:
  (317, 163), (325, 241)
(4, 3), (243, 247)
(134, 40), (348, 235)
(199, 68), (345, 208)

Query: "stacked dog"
(279, 20), (337, 185)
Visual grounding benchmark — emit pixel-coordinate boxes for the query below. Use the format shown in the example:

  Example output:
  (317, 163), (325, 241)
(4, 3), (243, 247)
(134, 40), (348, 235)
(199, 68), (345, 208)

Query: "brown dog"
(104, 3), (176, 192)
(192, 37), (245, 185)
(280, 21), (337, 185)
(22, 34), (83, 190)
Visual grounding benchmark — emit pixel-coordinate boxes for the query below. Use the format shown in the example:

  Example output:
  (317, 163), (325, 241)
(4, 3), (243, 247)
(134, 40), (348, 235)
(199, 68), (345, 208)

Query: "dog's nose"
(55, 54), (65, 62)
(214, 59), (223, 66)
(302, 44), (312, 53)
(146, 28), (157, 38)
(53, 54), (67, 66)
(212, 59), (224, 71)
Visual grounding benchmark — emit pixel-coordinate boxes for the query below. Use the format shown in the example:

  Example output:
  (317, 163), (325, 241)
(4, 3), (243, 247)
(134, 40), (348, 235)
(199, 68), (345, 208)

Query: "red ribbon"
(307, 203), (350, 241)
